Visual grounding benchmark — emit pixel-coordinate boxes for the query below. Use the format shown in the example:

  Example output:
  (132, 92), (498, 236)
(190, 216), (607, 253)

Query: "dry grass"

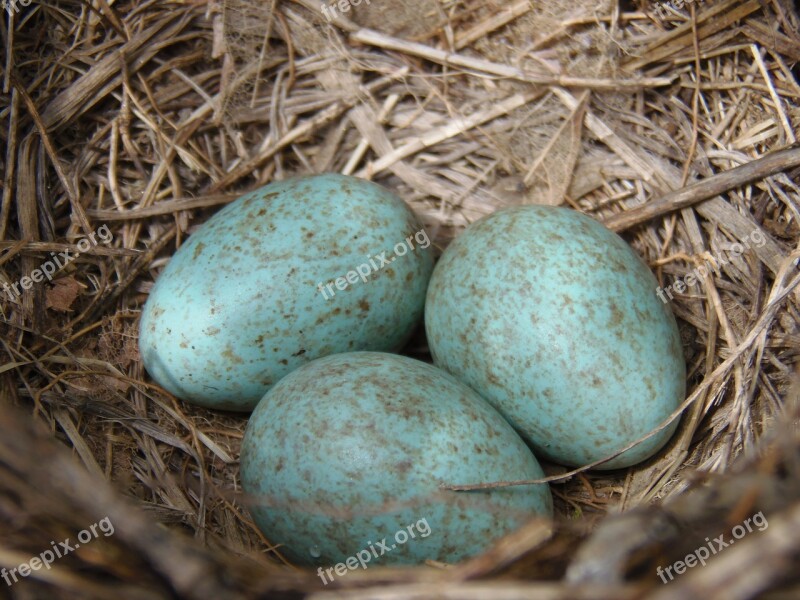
(1, 0), (799, 598)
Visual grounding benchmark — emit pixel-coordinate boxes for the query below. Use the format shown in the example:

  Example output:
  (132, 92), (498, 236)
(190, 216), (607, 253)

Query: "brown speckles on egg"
(239, 352), (552, 567)
(221, 346), (244, 365)
(425, 205), (686, 469)
(138, 174), (433, 411)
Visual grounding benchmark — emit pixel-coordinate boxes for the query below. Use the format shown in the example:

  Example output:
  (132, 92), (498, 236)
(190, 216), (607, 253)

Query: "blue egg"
(425, 206), (685, 469)
(139, 174), (433, 411)
(240, 352), (553, 566)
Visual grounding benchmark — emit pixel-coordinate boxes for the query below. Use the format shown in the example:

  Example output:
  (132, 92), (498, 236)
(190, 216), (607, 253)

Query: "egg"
(240, 352), (553, 566)
(139, 174), (433, 411)
(425, 206), (685, 469)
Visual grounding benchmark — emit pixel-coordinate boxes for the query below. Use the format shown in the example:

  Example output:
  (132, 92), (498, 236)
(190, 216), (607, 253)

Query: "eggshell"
(425, 205), (685, 469)
(240, 351), (553, 566)
(139, 174), (433, 410)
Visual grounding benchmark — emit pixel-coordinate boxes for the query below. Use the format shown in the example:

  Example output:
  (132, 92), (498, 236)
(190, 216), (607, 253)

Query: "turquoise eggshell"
(139, 174), (433, 411)
(425, 206), (685, 469)
(240, 352), (553, 566)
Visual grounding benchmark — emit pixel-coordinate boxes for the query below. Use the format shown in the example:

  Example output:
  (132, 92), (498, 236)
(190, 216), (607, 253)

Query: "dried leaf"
(522, 92), (587, 206)
(46, 276), (86, 312)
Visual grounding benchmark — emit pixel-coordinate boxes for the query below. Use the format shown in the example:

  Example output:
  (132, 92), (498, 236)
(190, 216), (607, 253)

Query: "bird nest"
(1, 1), (799, 599)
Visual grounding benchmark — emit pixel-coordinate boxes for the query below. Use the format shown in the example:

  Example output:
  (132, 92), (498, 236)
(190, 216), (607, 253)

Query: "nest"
(1, 0), (799, 598)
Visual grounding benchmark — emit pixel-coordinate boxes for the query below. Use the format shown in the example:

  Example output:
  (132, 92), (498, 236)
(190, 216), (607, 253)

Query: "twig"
(602, 144), (800, 232)
(624, 0), (762, 71)
(751, 44), (796, 144)
(86, 194), (239, 221)
(308, 581), (641, 600)
(454, 1), (530, 49)
(355, 92), (539, 179)
(210, 69), (408, 192)
(553, 87), (661, 186)
(351, 28), (673, 90)
(0, 241), (138, 257)
(11, 73), (93, 237)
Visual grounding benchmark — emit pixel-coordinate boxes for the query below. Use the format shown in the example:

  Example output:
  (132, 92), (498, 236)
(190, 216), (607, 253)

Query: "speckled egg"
(425, 206), (685, 469)
(240, 352), (553, 566)
(139, 174), (433, 411)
